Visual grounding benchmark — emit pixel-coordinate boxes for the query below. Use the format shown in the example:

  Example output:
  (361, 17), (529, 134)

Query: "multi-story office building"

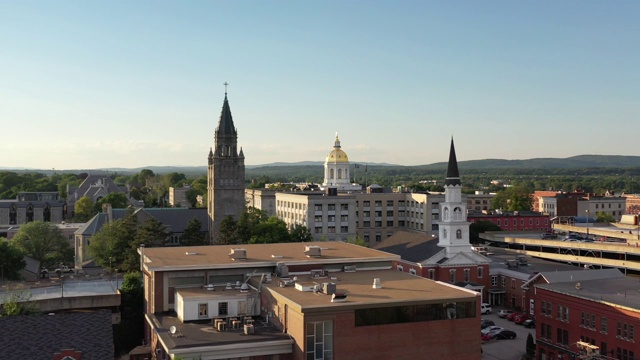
(468, 211), (551, 232)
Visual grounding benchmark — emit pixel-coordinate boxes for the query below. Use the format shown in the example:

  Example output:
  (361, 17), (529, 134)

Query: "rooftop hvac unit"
(372, 278), (382, 289)
(276, 262), (289, 277)
(322, 282), (336, 295)
(229, 248), (247, 260)
(310, 269), (328, 278)
(244, 324), (254, 334)
(331, 293), (347, 302)
(343, 265), (357, 272)
(304, 245), (322, 257)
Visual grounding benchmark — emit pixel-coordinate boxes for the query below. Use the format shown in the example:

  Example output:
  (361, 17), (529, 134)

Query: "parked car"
(481, 303), (492, 314)
(481, 319), (495, 329)
(497, 309), (515, 318)
(506, 312), (523, 322)
(483, 329), (517, 340)
(523, 319), (536, 328)
(481, 326), (503, 335)
(54, 265), (74, 274)
(515, 314), (533, 325)
(541, 233), (557, 239)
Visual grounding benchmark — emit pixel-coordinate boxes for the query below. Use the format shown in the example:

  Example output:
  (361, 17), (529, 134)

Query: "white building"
(321, 134), (362, 191)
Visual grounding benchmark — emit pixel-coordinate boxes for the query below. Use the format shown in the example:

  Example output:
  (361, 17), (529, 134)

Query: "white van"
(481, 303), (492, 314)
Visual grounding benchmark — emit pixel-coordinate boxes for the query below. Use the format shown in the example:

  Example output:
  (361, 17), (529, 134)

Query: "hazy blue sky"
(1, 1), (638, 170)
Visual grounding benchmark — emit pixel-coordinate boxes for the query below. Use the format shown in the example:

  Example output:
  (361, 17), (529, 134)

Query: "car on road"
(541, 233), (558, 239)
(481, 326), (503, 335)
(523, 319), (536, 328)
(515, 314), (533, 325)
(481, 319), (495, 329)
(54, 265), (74, 274)
(482, 329), (517, 341)
(497, 309), (515, 318)
(507, 312), (523, 322)
(481, 303), (492, 314)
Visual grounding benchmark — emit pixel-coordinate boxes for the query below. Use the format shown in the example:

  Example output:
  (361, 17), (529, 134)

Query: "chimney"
(102, 203), (113, 223)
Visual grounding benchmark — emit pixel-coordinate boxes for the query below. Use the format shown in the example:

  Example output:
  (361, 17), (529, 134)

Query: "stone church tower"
(207, 90), (245, 244)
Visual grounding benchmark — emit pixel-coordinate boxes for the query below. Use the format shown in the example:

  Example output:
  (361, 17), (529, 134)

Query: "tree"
(346, 236), (368, 247)
(0, 289), (36, 316)
(218, 216), (239, 245)
(114, 272), (145, 355)
(248, 217), (291, 244)
(73, 195), (95, 222)
(490, 186), (533, 212)
(94, 192), (129, 212)
(237, 207), (268, 243)
(134, 218), (170, 248)
(526, 333), (536, 357)
(10, 221), (73, 274)
(88, 213), (138, 272)
(180, 218), (207, 246)
(0, 241), (26, 281)
(290, 225), (313, 242)
(595, 211), (616, 223)
(469, 221), (502, 244)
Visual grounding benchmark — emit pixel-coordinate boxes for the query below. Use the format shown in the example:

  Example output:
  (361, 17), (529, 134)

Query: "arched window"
(337, 169), (342, 179)
(453, 207), (462, 221)
(443, 229), (447, 238)
(443, 207), (449, 221)
(9, 204), (17, 225)
(330, 169), (334, 179)
(456, 229), (462, 239)
(26, 204), (34, 222)
(43, 204), (51, 222)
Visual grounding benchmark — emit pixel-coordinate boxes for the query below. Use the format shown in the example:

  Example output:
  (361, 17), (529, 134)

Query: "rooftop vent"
(331, 293), (347, 302)
(304, 245), (322, 257)
(575, 282), (582, 290)
(229, 248), (247, 260)
(372, 278), (382, 289)
(185, 252), (198, 256)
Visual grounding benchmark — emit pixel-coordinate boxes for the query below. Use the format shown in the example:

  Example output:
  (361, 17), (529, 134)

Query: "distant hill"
(4, 155), (640, 176)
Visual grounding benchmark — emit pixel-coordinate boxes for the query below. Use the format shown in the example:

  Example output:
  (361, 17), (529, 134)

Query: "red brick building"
(535, 273), (639, 360)
(468, 211), (551, 233)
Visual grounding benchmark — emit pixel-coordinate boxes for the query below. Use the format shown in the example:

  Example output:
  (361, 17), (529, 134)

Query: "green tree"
(290, 225), (313, 242)
(88, 213), (138, 272)
(180, 218), (207, 246)
(0, 289), (36, 316)
(114, 272), (145, 355)
(469, 221), (502, 244)
(490, 186), (533, 212)
(73, 195), (95, 222)
(237, 207), (268, 242)
(248, 217), (291, 244)
(346, 236), (368, 247)
(595, 211), (615, 223)
(0, 241), (26, 281)
(94, 192), (129, 212)
(10, 221), (73, 273)
(134, 218), (170, 248)
(218, 216), (239, 245)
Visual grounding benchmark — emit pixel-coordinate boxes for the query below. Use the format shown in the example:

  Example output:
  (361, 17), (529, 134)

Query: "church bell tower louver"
(207, 84), (246, 244)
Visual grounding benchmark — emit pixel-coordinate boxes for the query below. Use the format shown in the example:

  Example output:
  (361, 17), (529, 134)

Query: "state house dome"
(326, 134), (349, 163)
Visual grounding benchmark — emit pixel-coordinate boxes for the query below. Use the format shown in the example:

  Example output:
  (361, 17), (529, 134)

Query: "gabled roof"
(0, 310), (113, 360)
(422, 249), (490, 266)
(372, 230), (441, 263)
(77, 208), (208, 236)
(524, 268), (624, 289)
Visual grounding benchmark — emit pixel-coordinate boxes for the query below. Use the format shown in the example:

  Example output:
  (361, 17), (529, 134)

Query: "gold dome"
(326, 149), (349, 163)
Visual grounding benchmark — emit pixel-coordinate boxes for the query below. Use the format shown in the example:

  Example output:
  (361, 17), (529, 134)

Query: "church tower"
(207, 88), (245, 244)
(437, 138), (472, 257)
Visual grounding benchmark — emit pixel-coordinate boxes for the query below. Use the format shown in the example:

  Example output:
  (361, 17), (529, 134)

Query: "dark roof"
(0, 310), (113, 360)
(445, 137), (461, 186)
(373, 230), (441, 263)
(217, 95), (236, 136)
(77, 208), (208, 236)
(537, 276), (640, 310)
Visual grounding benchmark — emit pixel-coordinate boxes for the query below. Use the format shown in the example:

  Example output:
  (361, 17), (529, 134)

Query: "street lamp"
(586, 209), (590, 238)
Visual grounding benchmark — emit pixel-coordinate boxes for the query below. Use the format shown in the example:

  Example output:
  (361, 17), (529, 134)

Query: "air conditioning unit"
(229, 248), (247, 260)
(322, 282), (336, 295)
(304, 245), (322, 257)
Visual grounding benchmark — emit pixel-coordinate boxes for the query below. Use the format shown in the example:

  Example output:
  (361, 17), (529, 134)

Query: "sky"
(1, 1), (639, 170)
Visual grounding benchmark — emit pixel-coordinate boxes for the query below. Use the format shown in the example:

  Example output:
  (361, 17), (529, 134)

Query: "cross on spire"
(223, 82), (229, 96)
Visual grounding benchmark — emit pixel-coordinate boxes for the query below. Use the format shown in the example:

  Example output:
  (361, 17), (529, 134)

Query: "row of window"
(314, 226), (349, 234)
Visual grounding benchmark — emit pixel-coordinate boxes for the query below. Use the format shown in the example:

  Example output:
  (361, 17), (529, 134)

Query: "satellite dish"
(170, 326), (177, 335)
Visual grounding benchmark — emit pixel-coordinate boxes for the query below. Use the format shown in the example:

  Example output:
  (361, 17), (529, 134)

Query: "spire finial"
(223, 81), (229, 96)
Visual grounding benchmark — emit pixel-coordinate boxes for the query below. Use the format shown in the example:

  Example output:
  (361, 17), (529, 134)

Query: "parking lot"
(482, 310), (535, 360)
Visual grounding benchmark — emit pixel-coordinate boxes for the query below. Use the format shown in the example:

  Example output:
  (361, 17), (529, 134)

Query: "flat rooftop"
(142, 241), (400, 271)
(537, 276), (640, 311)
(262, 268), (478, 313)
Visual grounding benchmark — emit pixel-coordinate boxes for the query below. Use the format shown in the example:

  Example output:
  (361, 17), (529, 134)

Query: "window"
(364, 234), (369, 242)
(306, 320), (333, 360)
(491, 276), (497, 286)
(341, 226), (348, 233)
(198, 303), (208, 318)
(456, 229), (462, 239)
(375, 211), (382, 217)
(375, 233), (381, 242)
(328, 227), (335, 233)
(327, 215), (335, 222)
(315, 215), (322, 222)
(363, 211), (370, 217)
(542, 301), (547, 315)
(387, 220), (393, 226)
(315, 204), (323, 211)
(375, 201), (382, 207)
(501, 276), (505, 287)
(449, 269), (456, 283)
(218, 302), (228, 316)
(328, 204), (336, 211)
(363, 221), (370, 227)
(511, 279), (516, 289)
(477, 267), (483, 278)
(463, 269), (470, 282)
(375, 221), (382, 227)
(387, 210), (393, 216)
(399, 200), (405, 206)
(601, 317), (608, 333)
(387, 200), (394, 207)
(340, 204), (348, 210)
(428, 269), (435, 280)
(341, 215), (348, 222)
(363, 201), (370, 207)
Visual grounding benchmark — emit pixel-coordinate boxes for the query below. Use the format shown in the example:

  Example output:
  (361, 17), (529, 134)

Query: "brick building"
(535, 272), (639, 360)
(140, 241), (483, 360)
(468, 211), (551, 233)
